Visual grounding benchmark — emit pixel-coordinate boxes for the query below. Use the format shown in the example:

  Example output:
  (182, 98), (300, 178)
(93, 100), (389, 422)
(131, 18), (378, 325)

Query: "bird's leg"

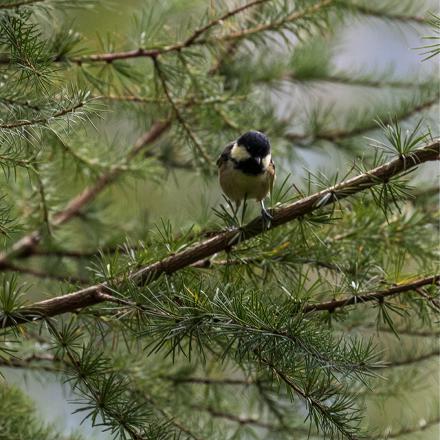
(260, 199), (272, 228)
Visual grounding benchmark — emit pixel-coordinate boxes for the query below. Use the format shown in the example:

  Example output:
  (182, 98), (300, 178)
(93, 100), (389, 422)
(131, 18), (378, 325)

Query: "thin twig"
(286, 95), (439, 144)
(303, 275), (439, 313)
(55, 0), (274, 65)
(0, 101), (86, 129)
(153, 58), (213, 166)
(0, 0), (45, 10)
(282, 73), (436, 90)
(348, 3), (432, 25)
(190, 404), (300, 432)
(1, 261), (89, 285)
(0, 119), (171, 267)
(368, 416), (440, 439)
(415, 287), (440, 312)
(165, 376), (258, 386)
(379, 349), (440, 369)
(0, 0), (328, 65)
(0, 353), (61, 372)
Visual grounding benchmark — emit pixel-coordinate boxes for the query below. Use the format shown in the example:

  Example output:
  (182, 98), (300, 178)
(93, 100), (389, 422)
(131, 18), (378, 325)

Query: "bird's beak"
(256, 157), (262, 165)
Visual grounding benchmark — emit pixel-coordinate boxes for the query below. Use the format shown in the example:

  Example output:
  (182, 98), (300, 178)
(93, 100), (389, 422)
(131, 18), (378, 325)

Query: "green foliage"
(0, 0), (438, 439)
(419, 13), (440, 60)
(0, 382), (82, 440)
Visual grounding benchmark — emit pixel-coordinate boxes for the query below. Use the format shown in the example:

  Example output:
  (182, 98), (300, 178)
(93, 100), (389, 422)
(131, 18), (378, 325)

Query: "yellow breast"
(219, 163), (272, 204)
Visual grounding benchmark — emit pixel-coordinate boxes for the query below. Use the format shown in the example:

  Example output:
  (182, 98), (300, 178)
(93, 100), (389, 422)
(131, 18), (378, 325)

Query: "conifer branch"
(0, 119), (171, 267)
(166, 376), (257, 386)
(51, 334), (147, 440)
(130, 140), (439, 285)
(152, 58), (213, 166)
(347, 3), (432, 25)
(0, 0), (45, 9)
(283, 73), (437, 90)
(0, 261), (89, 284)
(0, 353), (61, 372)
(2, 2), (438, 437)
(415, 287), (440, 312)
(381, 349), (440, 368)
(286, 96), (439, 143)
(0, 140), (438, 328)
(198, 0), (333, 43)
(303, 275), (439, 313)
(51, 0), (331, 65)
(262, 356), (357, 439)
(0, 100), (86, 129)
(352, 325), (440, 338)
(190, 404), (308, 434)
(368, 416), (440, 439)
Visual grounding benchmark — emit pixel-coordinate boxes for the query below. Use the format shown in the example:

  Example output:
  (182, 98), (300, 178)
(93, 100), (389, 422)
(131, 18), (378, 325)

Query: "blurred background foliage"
(0, 0), (438, 439)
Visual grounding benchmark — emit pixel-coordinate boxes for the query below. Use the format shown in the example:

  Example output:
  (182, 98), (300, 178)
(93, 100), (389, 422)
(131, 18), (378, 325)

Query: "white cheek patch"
(230, 142), (251, 161)
(261, 154), (271, 169)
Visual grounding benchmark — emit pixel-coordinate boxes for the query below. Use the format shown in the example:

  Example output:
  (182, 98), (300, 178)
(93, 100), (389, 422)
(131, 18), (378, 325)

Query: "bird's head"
(230, 131), (271, 164)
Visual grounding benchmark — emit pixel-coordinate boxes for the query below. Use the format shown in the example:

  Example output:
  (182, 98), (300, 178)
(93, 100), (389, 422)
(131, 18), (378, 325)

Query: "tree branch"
(166, 376), (258, 386)
(381, 349), (440, 369)
(25, 0), (330, 66)
(131, 140), (439, 285)
(282, 73), (436, 90)
(347, 3), (432, 25)
(0, 139), (438, 327)
(303, 275), (439, 313)
(0, 0), (45, 9)
(261, 356), (356, 439)
(0, 119), (171, 267)
(152, 58), (213, 166)
(0, 262), (89, 285)
(52, 0), (274, 65)
(0, 353), (61, 372)
(190, 404), (303, 433)
(0, 100), (86, 130)
(369, 416), (440, 439)
(286, 96), (439, 144)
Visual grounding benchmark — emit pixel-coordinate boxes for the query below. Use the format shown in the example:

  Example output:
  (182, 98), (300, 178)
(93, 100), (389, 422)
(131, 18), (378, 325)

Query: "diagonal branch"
(347, 3), (432, 25)
(286, 95), (439, 144)
(381, 349), (440, 368)
(0, 353), (61, 372)
(152, 58), (213, 166)
(32, 0), (330, 65)
(0, 100), (87, 130)
(368, 416), (440, 439)
(0, 0), (45, 9)
(0, 139), (438, 328)
(0, 261), (89, 285)
(303, 275), (440, 313)
(262, 356), (356, 439)
(0, 119), (171, 267)
(48, 0), (275, 65)
(131, 140), (439, 285)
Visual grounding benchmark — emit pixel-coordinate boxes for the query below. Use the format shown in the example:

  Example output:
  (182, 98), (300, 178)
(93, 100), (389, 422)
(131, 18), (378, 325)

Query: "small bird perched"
(217, 130), (275, 223)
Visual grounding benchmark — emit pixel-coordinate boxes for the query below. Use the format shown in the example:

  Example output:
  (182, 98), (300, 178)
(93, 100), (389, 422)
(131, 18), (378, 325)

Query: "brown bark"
(0, 139), (438, 328)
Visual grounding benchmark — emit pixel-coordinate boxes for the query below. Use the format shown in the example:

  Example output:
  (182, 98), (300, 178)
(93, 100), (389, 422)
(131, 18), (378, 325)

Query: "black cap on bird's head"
(237, 131), (270, 157)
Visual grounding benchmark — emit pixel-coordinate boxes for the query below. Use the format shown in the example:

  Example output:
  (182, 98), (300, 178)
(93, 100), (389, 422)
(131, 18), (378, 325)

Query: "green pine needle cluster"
(0, 0), (438, 439)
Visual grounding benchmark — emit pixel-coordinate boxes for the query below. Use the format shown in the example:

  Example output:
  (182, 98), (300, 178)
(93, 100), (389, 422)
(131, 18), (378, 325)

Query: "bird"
(217, 130), (275, 224)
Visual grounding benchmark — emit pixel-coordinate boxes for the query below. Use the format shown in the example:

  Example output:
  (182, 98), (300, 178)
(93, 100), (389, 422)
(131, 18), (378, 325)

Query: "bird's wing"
(216, 142), (234, 167)
(268, 159), (276, 194)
